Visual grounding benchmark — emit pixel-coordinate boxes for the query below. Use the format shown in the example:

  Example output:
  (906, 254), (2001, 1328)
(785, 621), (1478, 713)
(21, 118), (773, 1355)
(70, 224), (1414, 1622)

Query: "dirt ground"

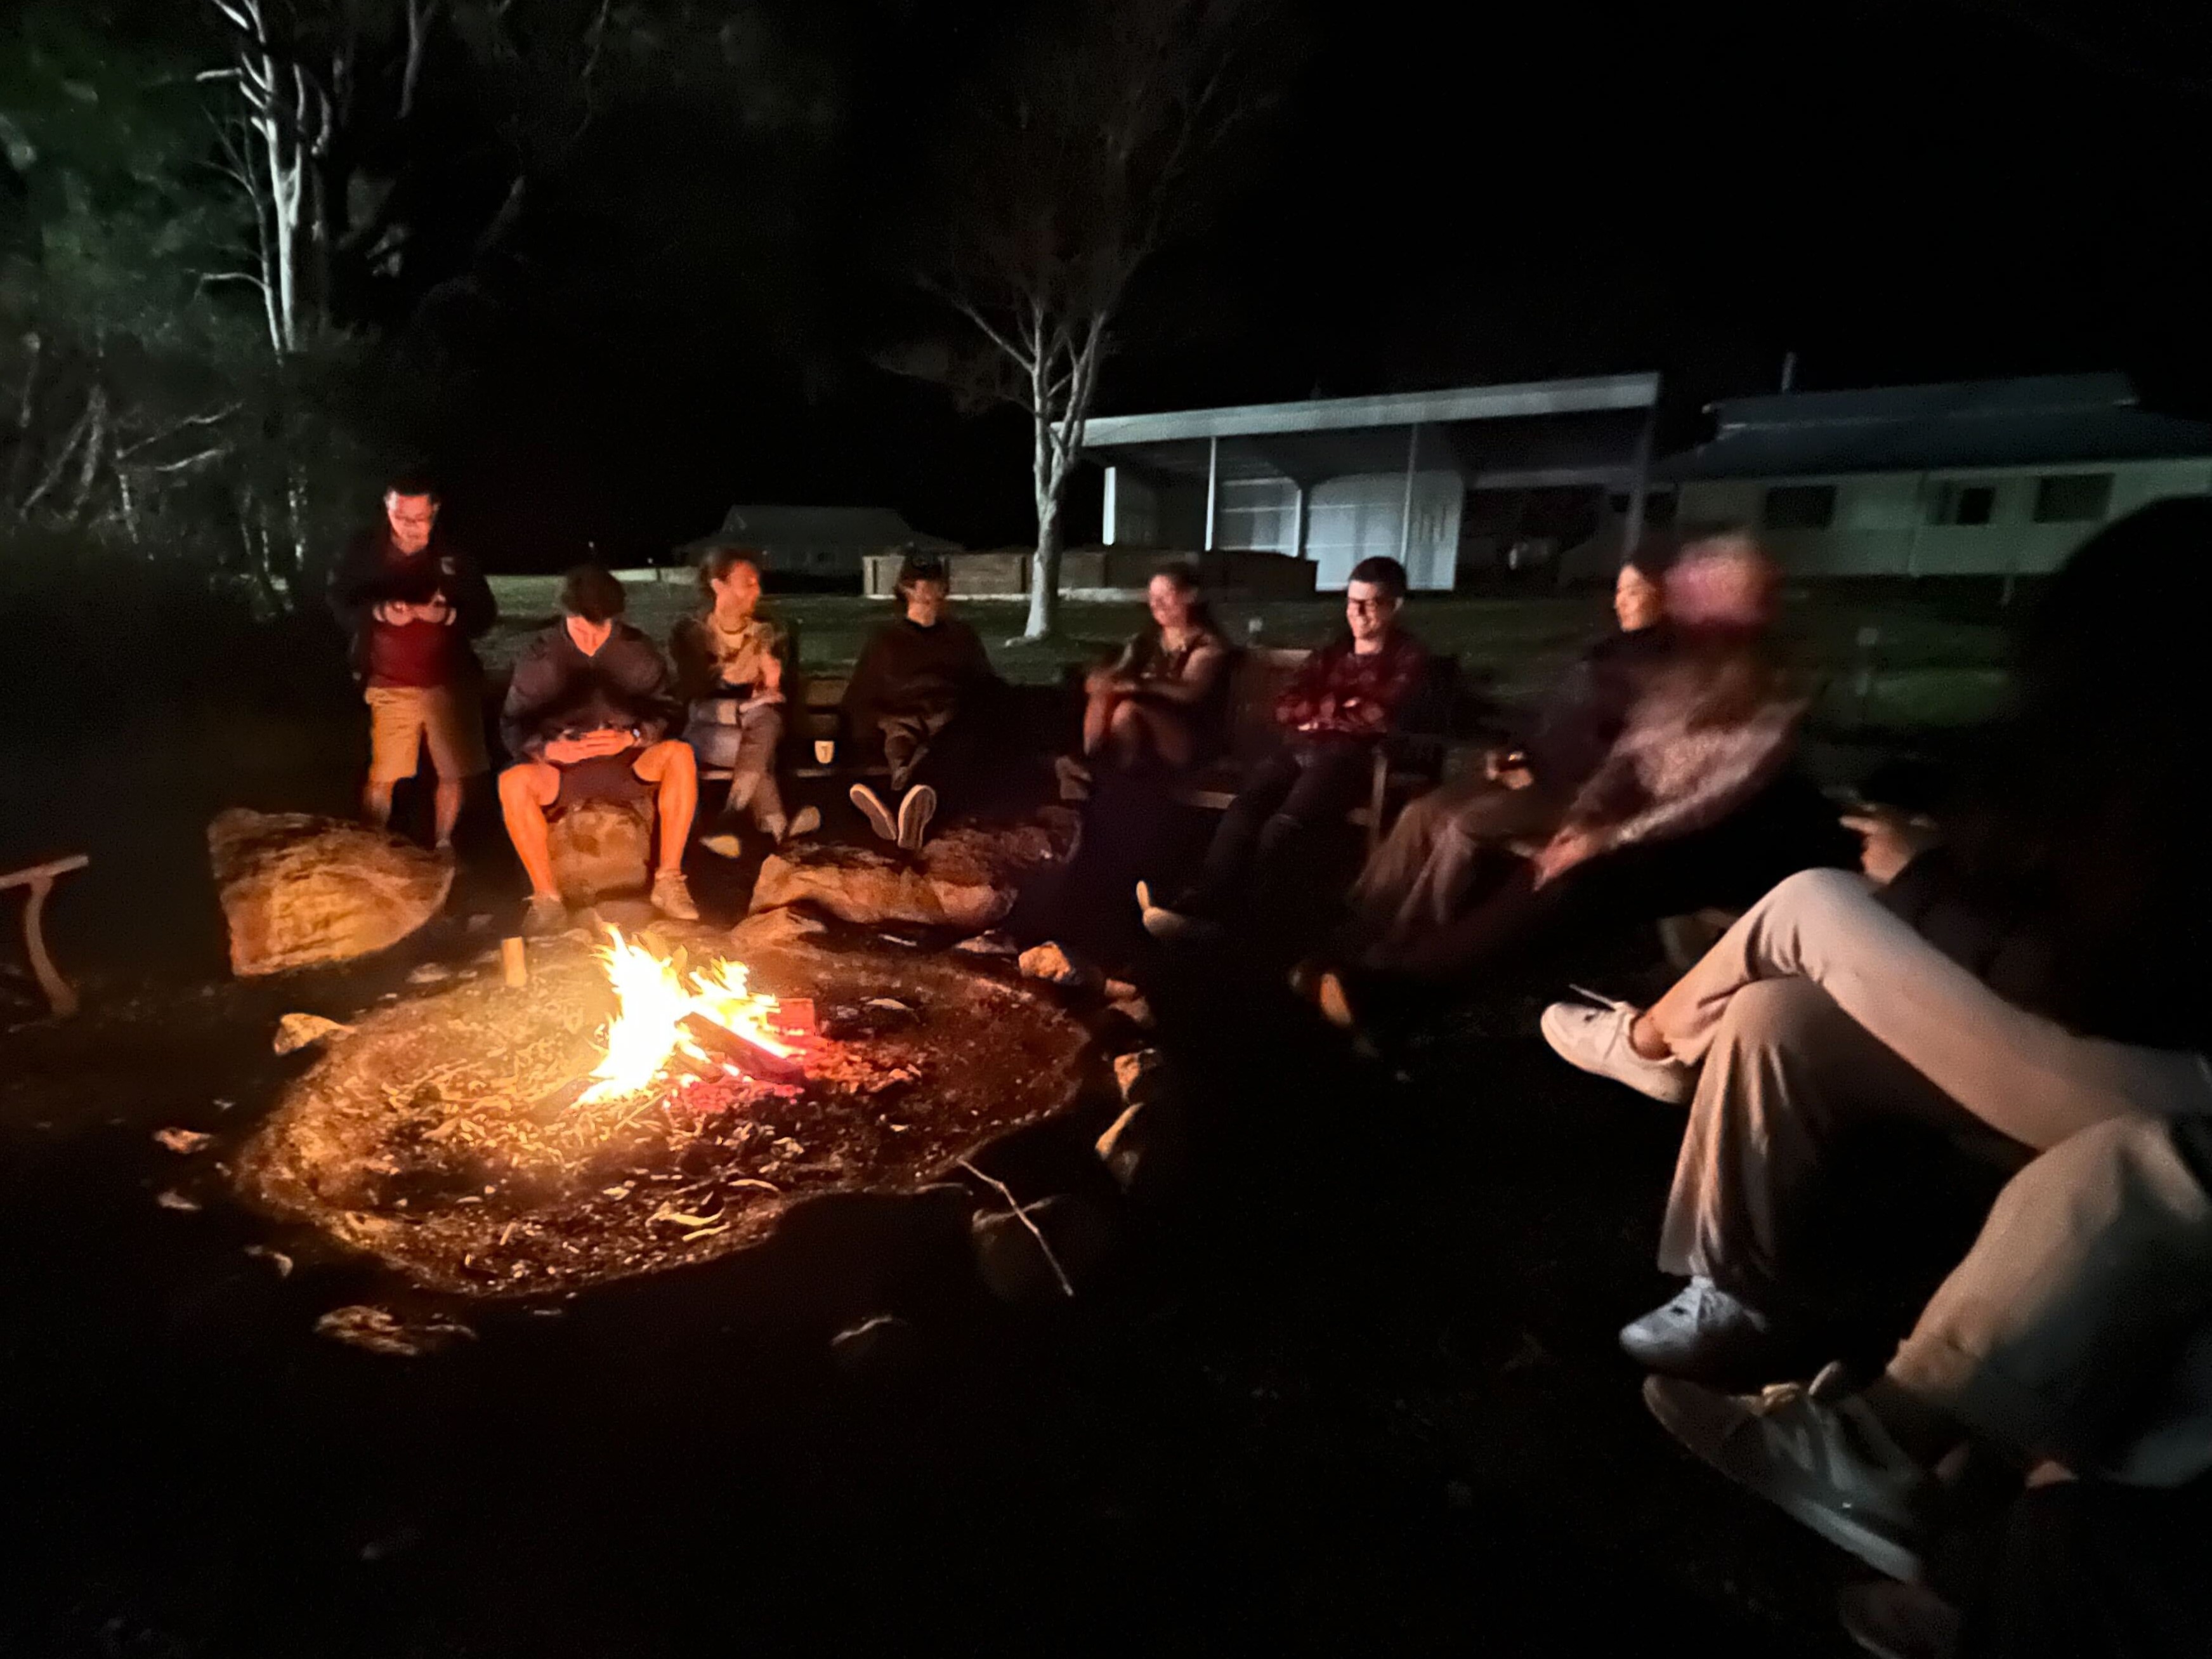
(0, 692), (1928, 1659)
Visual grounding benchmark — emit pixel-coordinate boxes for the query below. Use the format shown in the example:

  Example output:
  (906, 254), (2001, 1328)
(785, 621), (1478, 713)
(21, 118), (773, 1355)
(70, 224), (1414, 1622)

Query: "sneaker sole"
(1642, 1377), (1925, 1582)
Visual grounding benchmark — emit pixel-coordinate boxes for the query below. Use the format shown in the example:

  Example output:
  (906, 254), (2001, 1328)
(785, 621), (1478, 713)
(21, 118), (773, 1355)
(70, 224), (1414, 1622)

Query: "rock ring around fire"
(233, 929), (1094, 1297)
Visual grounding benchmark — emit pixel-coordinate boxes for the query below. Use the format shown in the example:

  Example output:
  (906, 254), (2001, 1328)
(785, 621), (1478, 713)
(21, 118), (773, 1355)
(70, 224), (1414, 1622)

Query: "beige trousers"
(1888, 1113), (2212, 1486)
(1647, 869), (2212, 1301)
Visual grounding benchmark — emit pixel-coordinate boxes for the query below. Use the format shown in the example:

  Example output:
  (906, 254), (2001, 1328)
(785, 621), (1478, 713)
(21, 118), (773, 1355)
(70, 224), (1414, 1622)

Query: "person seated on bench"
(497, 565), (700, 934)
(1541, 501), (2212, 1384)
(671, 546), (820, 856)
(841, 552), (1003, 851)
(1335, 540), (1680, 963)
(1139, 556), (1427, 942)
(1057, 563), (1231, 801)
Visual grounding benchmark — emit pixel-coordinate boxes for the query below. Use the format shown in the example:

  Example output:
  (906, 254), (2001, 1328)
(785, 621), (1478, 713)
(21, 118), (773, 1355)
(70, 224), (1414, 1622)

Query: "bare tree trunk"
(1026, 406), (1063, 639)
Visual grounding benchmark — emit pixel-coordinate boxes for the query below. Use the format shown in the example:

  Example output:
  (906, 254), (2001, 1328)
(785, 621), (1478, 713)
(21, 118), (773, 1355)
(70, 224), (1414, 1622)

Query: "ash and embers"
(233, 930), (1092, 1295)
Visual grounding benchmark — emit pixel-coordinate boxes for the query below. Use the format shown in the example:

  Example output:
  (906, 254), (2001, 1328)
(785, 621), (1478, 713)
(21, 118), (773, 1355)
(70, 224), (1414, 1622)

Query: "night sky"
(445, 0), (2212, 567)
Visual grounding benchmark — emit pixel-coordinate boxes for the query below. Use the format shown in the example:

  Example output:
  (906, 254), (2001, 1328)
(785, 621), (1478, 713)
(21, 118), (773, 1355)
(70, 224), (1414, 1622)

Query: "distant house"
(678, 506), (959, 580)
(1075, 375), (1663, 591)
(1655, 375), (2212, 579)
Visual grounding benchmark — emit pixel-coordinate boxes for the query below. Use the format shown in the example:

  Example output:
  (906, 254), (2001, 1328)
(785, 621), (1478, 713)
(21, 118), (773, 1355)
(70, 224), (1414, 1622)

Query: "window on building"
(1930, 482), (1998, 527)
(2033, 473), (2114, 523)
(1763, 483), (1836, 530)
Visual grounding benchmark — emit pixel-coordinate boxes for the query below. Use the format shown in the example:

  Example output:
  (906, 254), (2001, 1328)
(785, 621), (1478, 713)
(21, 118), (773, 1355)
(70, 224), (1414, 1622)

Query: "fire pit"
(234, 926), (1094, 1295)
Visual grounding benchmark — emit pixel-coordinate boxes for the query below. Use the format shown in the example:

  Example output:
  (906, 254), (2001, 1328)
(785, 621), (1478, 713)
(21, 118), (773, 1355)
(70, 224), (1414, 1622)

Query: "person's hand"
(1842, 807), (1941, 886)
(1531, 827), (1602, 888)
(540, 735), (594, 765)
(419, 594), (455, 626)
(372, 600), (411, 626)
(1483, 747), (1535, 790)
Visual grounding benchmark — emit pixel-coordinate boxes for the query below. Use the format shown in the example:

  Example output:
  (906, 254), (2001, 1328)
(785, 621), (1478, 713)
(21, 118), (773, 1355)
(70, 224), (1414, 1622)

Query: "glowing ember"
(577, 929), (801, 1105)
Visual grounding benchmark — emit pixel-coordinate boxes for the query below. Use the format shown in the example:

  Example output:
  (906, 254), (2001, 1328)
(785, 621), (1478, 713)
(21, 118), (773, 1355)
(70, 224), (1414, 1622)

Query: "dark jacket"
(842, 615), (996, 737)
(500, 621), (674, 761)
(326, 526), (497, 685)
(1521, 622), (1675, 791)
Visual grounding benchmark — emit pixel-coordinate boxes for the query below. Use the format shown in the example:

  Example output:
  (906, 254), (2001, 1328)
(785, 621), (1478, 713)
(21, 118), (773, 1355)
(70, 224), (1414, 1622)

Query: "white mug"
(813, 739), (836, 765)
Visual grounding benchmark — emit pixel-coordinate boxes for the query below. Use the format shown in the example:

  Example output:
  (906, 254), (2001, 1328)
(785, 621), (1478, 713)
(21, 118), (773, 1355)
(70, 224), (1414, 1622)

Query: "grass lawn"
(487, 576), (2018, 730)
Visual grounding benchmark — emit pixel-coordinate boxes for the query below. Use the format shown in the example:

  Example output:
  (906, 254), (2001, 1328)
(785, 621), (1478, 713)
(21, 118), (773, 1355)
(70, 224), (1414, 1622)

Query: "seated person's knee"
(1718, 976), (1838, 1049)
(499, 761), (556, 808)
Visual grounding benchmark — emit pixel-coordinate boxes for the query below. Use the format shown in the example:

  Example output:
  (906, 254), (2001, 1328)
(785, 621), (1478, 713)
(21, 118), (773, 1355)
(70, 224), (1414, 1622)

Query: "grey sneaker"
(522, 894), (571, 937)
(650, 869), (700, 922)
(1644, 1361), (1939, 1583)
(896, 784), (937, 852)
(849, 783), (896, 842)
(1540, 994), (1696, 1105)
(1621, 1276), (1800, 1384)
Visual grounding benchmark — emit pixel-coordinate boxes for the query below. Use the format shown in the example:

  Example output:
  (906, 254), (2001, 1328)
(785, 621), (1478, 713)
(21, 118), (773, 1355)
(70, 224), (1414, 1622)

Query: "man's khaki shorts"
(365, 685), (490, 784)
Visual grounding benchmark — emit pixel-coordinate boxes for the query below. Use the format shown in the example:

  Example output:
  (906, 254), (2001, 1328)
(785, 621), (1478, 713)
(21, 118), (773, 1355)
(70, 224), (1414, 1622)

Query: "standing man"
(1141, 555), (1428, 940)
(498, 565), (700, 934)
(327, 472), (498, 852)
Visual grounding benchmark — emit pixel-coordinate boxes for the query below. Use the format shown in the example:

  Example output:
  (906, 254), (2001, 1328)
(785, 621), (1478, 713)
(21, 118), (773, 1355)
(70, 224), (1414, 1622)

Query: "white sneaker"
(785, 805), (821, 841)
(1540, 993), (1695, 1105)
(896, 784), (937, 852)
(849, 784), (896, 842)
(1644, 1361), (1939, 1582)
(650, 869), (700, 922)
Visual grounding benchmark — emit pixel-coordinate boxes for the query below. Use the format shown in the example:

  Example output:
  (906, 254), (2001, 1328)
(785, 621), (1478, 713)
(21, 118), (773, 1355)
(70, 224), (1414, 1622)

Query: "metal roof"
(1078, 374), (1659, 446)
(1077, 374), (1663, 490)
(1657, 374), (2212, 481)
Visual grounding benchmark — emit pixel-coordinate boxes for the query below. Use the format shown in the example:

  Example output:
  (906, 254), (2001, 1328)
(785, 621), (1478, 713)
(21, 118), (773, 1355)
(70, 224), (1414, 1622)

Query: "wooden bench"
(1168, 648), (1469, 853)
(3, 853), (89, 1018)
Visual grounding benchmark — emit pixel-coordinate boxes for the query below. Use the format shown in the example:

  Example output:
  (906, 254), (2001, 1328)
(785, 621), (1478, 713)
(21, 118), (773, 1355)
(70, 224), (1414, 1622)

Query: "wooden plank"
(1, 853), (89, 891)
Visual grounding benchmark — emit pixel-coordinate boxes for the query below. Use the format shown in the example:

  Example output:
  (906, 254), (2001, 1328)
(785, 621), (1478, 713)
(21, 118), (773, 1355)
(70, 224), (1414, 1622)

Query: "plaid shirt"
(1274, 629), (1427, 739)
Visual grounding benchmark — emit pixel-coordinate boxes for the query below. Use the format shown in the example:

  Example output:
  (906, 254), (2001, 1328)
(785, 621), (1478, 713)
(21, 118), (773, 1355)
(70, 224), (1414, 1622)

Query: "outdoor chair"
(3, 853), (90, 1018)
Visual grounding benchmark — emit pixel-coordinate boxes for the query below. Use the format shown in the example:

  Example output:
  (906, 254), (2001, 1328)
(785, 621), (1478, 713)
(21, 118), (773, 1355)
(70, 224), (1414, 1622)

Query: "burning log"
(679, 1011), (808, 1084)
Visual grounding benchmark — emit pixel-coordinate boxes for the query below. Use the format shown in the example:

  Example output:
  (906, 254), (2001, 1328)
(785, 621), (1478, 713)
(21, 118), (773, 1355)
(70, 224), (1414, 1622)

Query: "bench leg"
(22, 875), (79, 1019)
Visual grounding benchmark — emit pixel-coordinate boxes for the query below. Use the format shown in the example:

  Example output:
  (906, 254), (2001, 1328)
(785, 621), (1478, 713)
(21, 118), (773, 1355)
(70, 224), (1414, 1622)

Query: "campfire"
(579, 929), (807, 1106)
(237, 922), (1092, 1295)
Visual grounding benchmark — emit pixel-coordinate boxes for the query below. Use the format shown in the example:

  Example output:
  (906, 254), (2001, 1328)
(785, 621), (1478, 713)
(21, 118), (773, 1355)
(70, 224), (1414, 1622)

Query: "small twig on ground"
(956, 1157), (1075, 1298)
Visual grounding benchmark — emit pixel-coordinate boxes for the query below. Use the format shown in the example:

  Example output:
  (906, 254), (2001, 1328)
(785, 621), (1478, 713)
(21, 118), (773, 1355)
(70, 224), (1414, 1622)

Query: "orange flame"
(577, 928), (797, 1105)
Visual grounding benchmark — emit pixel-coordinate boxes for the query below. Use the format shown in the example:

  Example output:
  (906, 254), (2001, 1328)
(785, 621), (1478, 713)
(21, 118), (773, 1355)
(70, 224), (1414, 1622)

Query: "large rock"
(209, 810), (454, 977)
(749, 823), (1070, 933)
(548, 798), (654, 905)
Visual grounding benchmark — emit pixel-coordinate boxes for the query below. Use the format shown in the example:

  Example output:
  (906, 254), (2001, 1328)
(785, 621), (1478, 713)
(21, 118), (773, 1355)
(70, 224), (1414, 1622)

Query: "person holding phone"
(497, 565), (698, 933)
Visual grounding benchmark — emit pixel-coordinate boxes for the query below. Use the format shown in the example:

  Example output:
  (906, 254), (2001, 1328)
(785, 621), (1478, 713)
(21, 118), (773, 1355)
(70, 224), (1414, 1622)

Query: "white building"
(1076, 375), (1663, 591)
(1658, 375), (2212, 579)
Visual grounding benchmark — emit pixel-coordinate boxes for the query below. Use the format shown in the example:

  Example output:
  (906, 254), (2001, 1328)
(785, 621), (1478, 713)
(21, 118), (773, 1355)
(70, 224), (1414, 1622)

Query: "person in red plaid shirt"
(1141, 556), (1427, 940)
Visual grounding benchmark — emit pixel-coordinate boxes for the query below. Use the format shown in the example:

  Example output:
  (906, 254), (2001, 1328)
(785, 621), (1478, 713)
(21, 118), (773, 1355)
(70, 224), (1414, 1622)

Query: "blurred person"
(1314, 536), (1828, 1028)
(1139, 556), (1427, 942)
(841, 553), (1003, 851)
(326, 472), (497, 852)
(497, 566), (698, 933)
(1335, 542), (1680, 963)
(1057, 563), (1231, 799)
(671, 548), (819, 855)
